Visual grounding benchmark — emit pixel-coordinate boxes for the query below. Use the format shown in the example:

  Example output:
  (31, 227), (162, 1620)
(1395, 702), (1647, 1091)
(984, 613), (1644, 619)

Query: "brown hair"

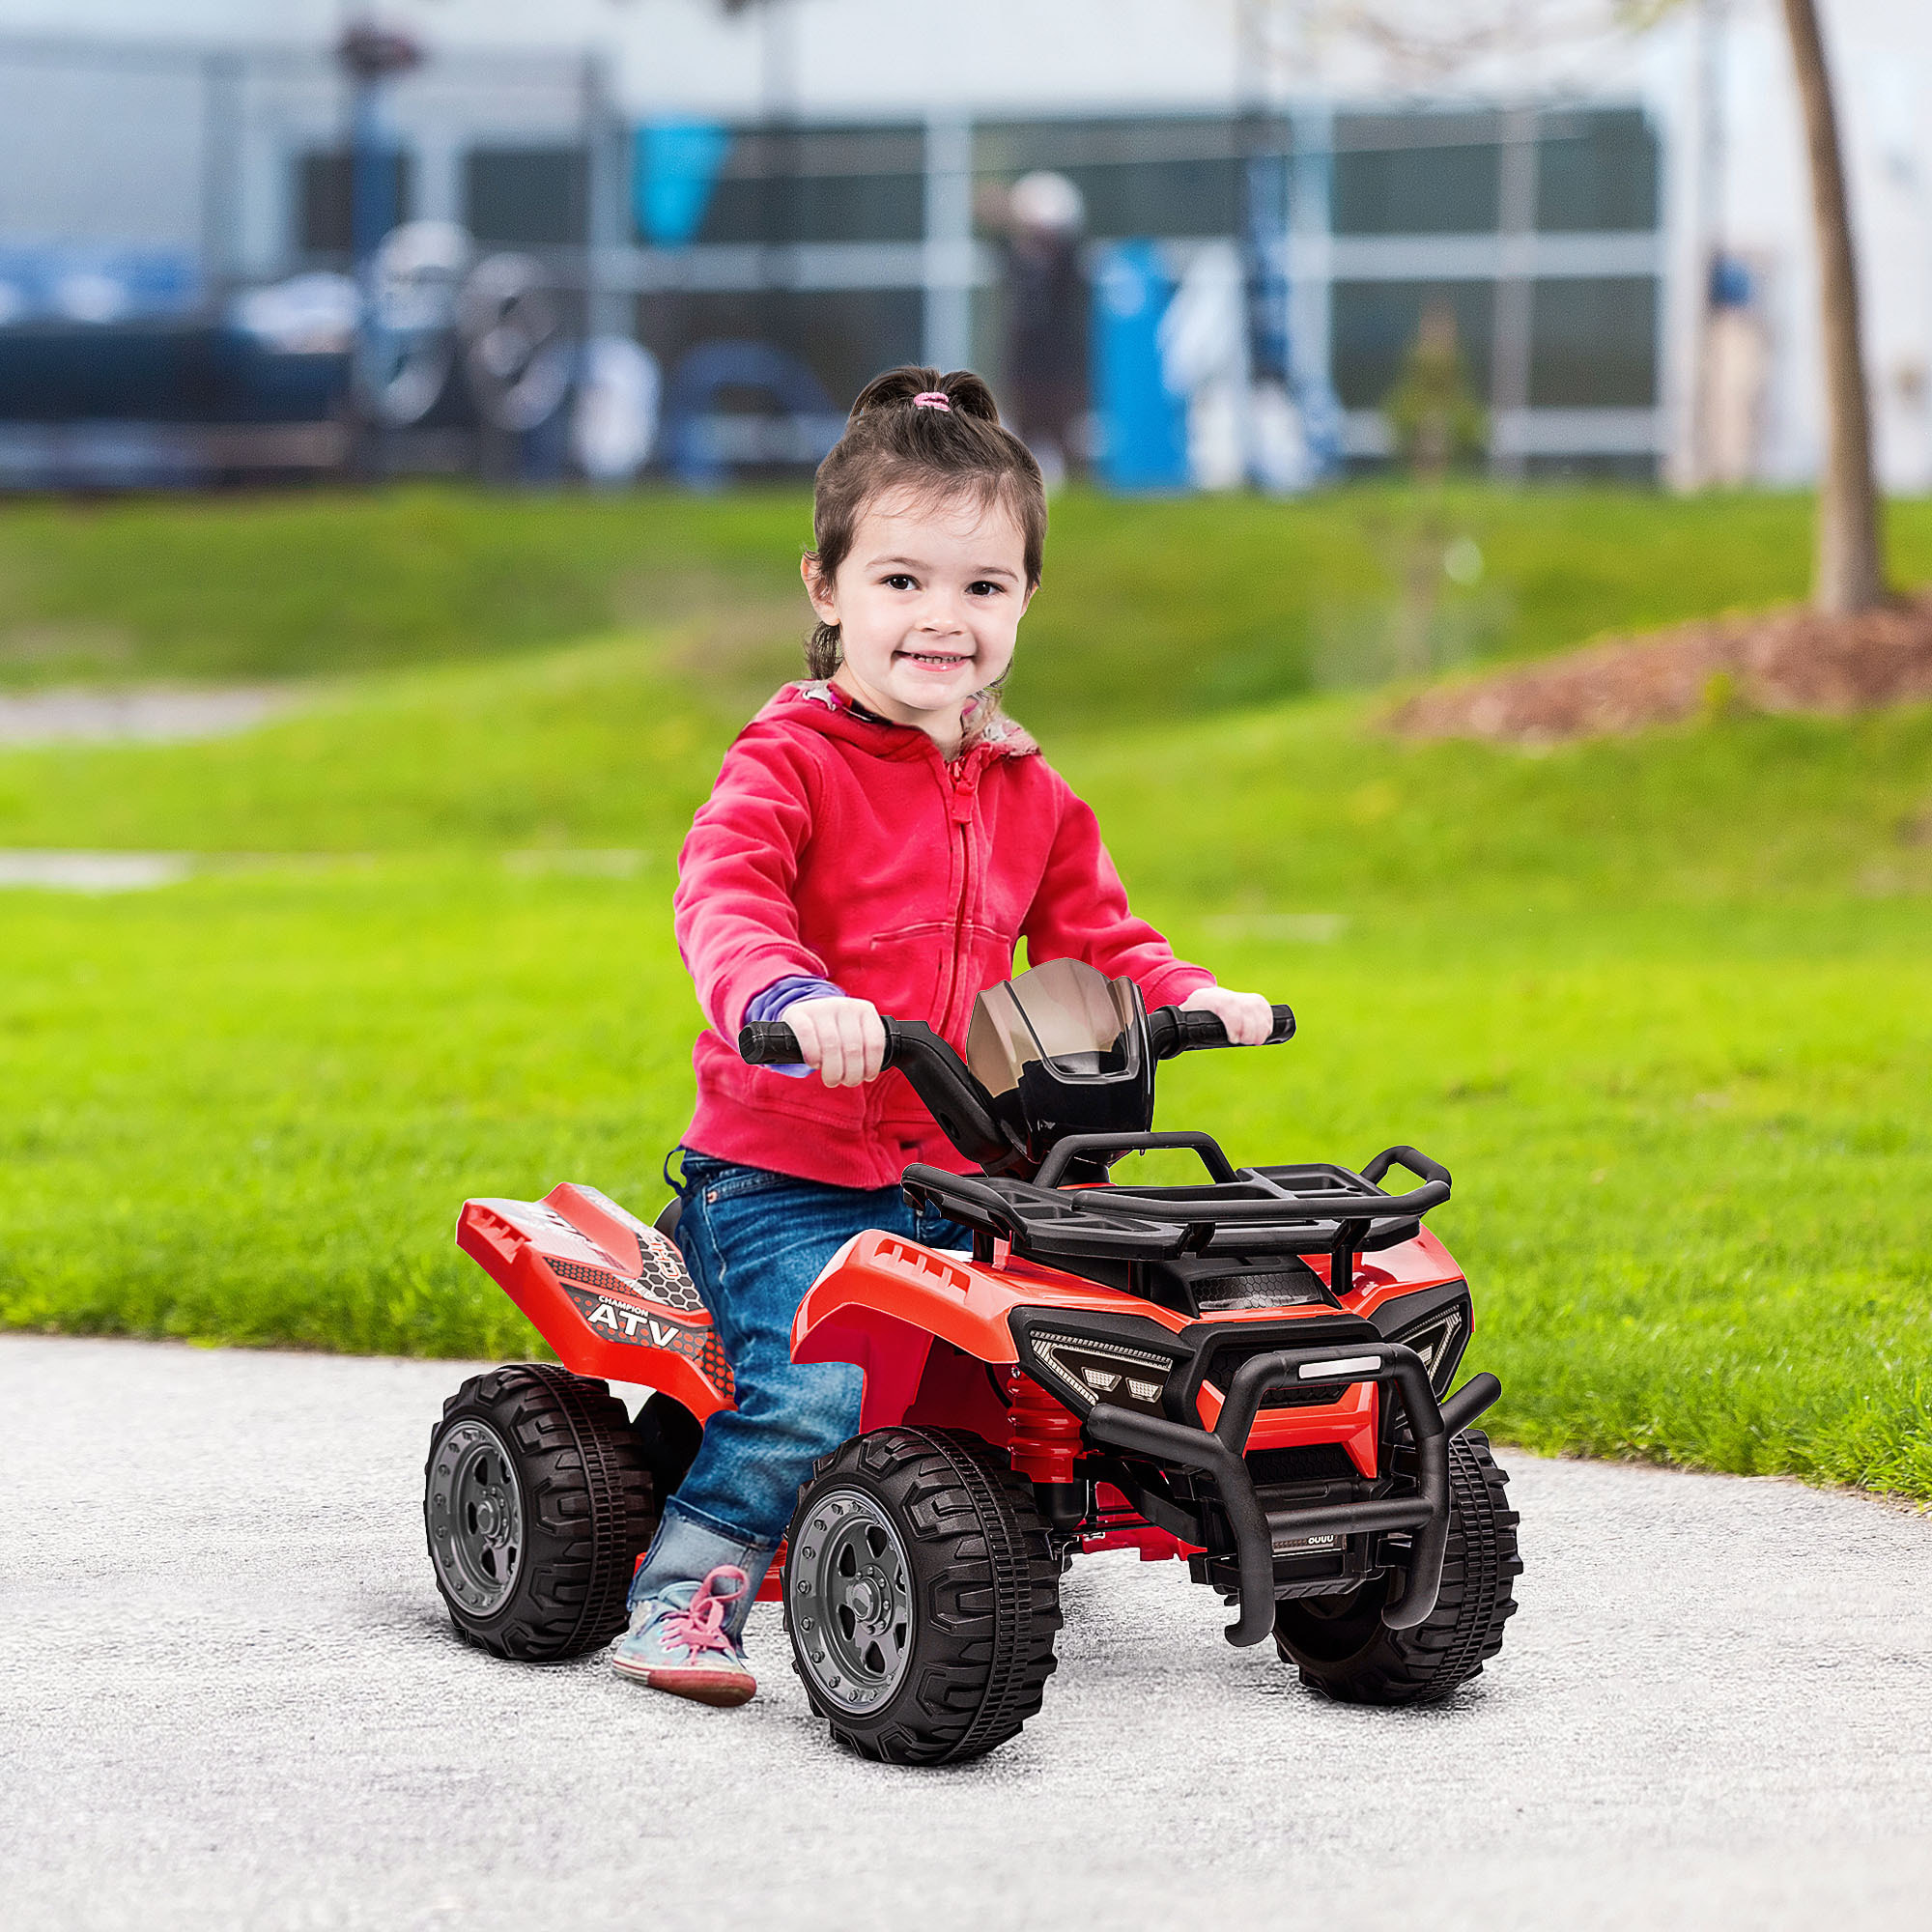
(803, 364), (1046, 682)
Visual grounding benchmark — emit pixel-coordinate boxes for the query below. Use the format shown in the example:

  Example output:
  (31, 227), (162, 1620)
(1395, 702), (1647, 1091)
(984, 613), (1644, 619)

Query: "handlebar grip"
(738, 1016), (911, 1070)
(1150, 1003), (1296, 1057)
(737, 1021), (805, 1065)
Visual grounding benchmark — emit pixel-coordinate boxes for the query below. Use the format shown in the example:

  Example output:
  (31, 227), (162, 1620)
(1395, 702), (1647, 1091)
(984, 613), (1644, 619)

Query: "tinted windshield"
(966, 958), (1140, 1095)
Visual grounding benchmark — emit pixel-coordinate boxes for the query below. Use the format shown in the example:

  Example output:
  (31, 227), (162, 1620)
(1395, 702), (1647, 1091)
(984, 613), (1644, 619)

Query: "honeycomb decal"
(635, 1230), (708, 1314)
(548, 1248), (706, 1317)
(699, 1332), (734, 1397)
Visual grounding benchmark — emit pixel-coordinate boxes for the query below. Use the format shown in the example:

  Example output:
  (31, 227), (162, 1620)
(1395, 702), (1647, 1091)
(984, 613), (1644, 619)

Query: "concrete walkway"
(0, 685), (285, 747)
(3, 1332), (1929, 1931)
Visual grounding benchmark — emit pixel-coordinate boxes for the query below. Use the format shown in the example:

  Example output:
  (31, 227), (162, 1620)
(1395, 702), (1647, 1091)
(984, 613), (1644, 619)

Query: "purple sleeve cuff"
(745, 975), (844, 1023)
(745, 975), (845, 1078)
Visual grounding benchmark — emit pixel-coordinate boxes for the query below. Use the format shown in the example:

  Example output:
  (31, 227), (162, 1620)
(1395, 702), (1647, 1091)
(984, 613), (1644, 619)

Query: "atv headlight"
(1392, 1304), (1468, 1395)
(1023, 1329), (1179, 1414)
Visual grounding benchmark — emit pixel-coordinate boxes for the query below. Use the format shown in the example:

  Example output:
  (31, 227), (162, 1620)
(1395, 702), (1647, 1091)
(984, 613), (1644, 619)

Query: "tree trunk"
(1780, 0), (1886, 612)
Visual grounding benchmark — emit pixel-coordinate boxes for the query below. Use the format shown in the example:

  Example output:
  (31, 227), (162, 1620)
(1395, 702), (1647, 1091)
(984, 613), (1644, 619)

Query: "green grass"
(0, 635), (727, 853)
(1, 484), (1929, 1497)
(0, 487), (805, 685)
(9, 481), (1932, 715)
(0, 862), (701, 1361)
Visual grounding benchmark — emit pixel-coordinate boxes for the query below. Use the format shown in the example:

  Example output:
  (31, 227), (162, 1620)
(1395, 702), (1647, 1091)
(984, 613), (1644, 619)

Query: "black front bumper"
(1082, 1341), (1501, 1646)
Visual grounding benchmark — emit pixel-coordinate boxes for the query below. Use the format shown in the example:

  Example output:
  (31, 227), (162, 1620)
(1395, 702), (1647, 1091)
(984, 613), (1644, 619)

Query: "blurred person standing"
(1003, 171), (1089, 485)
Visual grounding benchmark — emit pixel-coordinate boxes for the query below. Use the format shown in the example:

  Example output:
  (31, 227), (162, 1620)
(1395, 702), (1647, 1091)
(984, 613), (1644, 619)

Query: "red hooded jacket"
(674, 682), (1214, 1188)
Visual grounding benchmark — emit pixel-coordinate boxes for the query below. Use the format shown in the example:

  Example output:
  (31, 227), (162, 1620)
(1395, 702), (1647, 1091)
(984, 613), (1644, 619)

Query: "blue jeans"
(658, 1151), (971, 1554)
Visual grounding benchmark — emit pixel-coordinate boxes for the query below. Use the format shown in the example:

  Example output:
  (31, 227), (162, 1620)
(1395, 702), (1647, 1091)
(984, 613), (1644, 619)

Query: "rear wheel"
(424, 1364), (656, 1661)
(1275, 1430), (1521, 1706)
(784, 1426), (1062, 1765)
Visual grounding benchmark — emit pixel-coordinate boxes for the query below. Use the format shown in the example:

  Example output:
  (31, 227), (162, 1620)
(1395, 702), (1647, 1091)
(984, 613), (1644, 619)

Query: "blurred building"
(0, 0), (1922, 493)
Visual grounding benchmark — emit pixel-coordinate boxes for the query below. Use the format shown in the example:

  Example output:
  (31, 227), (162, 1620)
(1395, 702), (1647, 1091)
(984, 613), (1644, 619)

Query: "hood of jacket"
(769, 679), (1038, 762)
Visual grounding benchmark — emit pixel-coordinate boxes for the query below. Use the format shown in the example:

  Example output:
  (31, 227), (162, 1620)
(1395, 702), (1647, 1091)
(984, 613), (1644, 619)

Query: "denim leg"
(662, 1163), (874, 1549)
(647, 1156), (972, 1562)
(627, 1509), (774, 1639)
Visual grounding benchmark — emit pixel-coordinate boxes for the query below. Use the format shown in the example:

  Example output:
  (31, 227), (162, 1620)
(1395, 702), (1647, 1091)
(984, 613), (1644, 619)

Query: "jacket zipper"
(935, 744), (984, 1044)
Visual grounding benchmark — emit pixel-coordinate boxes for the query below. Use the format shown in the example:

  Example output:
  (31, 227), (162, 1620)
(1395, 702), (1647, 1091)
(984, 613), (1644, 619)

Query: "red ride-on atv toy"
(427, 959), (1521, 1763)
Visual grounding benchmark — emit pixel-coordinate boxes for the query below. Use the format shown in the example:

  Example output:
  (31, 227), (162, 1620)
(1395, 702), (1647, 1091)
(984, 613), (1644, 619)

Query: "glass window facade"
(1534, 108), (1659, 233)
(679, 126), (925, 245)
(465, 148), (587, 248)
(974, 117), (1277, 240)
(1325, 104), (1662, 469)
(1528, 276), (1657, 407)
(625, 100), (1661, 473)
(1330, 281), (1495, 411)
(1333, 114), (1502, 236)
(297, 150), (414, 258)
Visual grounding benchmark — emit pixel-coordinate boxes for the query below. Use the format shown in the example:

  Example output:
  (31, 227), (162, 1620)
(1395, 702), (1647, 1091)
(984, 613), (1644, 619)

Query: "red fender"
(456, 1183), (734, 1421)
(789, 1232), (1025, 1433)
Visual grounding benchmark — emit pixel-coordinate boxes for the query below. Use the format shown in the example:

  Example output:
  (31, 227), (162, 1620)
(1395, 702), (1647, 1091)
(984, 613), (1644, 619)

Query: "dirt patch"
(1389, 591), (1932, 746)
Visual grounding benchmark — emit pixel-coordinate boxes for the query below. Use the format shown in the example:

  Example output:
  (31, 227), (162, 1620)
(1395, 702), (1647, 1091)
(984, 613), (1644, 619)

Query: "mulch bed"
(1388, 591), (1932, 746)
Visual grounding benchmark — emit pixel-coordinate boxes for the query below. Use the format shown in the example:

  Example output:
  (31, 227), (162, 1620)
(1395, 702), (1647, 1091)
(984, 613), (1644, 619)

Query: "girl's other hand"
(1180, 984), (1277, 1047)
(783, 996), (889, 1088)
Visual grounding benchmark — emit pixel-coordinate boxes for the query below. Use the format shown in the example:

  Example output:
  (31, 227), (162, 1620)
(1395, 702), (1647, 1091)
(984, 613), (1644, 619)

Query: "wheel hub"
(426, 1418), (525, 1617)
(787, 1488), (914, 1715)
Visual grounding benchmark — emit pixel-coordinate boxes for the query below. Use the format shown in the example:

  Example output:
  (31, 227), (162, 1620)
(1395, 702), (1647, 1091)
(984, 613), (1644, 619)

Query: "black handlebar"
(738, 1000), (1297, 1178)
(1146, 1003), (1295, 1058)
(738, 1015), (1012, 1167)
(740, 1001), (1295, 1072)
(737, 1019), (809, 1065)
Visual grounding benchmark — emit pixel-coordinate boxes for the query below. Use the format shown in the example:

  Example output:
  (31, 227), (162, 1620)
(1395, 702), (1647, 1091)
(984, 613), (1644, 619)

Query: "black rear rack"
(902, 1136), (1450, 1294)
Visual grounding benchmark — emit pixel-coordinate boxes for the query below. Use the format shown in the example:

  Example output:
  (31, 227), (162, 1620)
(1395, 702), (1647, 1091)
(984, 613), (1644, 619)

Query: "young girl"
(612, 365), (1274, 1706)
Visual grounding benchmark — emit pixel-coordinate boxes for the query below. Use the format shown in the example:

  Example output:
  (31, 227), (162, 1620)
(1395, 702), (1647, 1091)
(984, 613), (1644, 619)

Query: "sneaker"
(611, 1564), (756, 1707)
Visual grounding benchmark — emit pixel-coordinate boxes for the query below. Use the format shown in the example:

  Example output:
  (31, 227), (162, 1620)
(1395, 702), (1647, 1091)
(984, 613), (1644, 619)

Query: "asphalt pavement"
(4, 1332), (1930, 1931)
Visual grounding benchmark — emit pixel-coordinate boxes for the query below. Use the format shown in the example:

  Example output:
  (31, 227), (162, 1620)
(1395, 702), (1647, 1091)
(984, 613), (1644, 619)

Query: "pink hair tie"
(912, 391), (952, 411)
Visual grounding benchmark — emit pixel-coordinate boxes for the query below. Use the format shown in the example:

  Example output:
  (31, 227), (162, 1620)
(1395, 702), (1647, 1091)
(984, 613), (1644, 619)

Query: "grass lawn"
(1, 486), (1928, 1496)
(9, 480), (1932, 714)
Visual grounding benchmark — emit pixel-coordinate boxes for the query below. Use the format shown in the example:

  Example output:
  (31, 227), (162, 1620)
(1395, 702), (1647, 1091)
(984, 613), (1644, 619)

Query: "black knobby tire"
(424, 1363), (657, 1662)
(1275, 1430), (1521, 1706)
(783, 1426), (1063, 1766)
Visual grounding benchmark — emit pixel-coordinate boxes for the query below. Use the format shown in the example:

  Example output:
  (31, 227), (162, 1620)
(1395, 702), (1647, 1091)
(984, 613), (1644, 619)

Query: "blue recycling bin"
(1091, 240), (1186, 494)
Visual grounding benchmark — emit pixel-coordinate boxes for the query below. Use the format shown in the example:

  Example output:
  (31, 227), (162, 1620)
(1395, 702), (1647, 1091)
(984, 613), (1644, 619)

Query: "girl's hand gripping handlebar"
(767, 994), (886, 1087)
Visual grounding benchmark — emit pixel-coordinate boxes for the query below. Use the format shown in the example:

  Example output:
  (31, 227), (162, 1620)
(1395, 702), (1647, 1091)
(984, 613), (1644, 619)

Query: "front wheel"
(424, 1364), (657, 1661)
(783, 1427), (1063, 1765)
(1275, 1430), (1521, 1706)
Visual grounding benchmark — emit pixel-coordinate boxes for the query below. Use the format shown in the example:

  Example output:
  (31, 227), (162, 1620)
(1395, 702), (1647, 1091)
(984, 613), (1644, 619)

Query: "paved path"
(0, 685), (285, 747)
(4, 1333), (1930, 1931)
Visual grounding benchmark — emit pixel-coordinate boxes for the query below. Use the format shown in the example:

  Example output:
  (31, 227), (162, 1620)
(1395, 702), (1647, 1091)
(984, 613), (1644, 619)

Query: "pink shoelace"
(662, 1564), (749, 1661)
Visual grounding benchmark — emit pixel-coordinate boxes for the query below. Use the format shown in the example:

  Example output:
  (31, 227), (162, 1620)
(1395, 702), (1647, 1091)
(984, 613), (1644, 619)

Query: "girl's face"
(804, 488), (1035, 748)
